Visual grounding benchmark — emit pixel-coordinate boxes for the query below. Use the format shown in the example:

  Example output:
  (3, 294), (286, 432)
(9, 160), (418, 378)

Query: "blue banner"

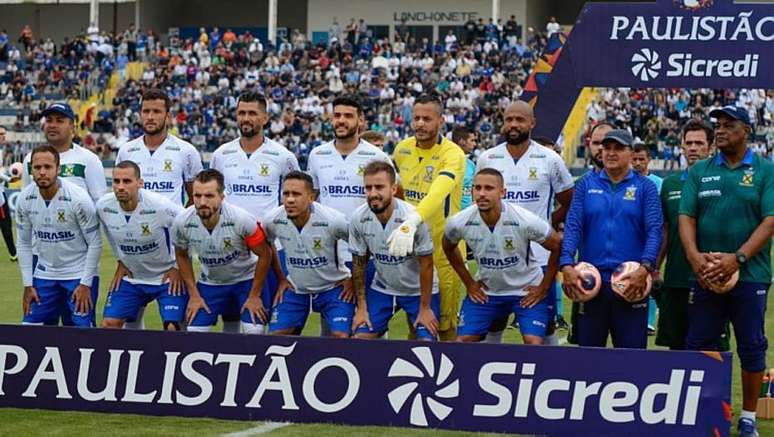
(0, 325), (732, 435)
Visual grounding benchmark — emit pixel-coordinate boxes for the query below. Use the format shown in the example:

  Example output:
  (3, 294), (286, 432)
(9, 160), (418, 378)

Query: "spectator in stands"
(360, 130), (384, 149)
(546, 17), (561, 37)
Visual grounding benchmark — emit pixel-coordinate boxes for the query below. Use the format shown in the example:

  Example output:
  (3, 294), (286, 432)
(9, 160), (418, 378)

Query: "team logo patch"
(223, 238), (233, 249)
(740, 170), (754, 187)
(623, 186), (637, 201)
(504, 238), (514, 250)
(424, 166), (434, 182)
(141, 223), (151, 236)
(163, 159), (173, 172)
(56, 209), (66, 223)
(313, 238), (322, 250)
(259, 163), (270, 176)
(528, 167), (538, 180)
(61, 165), (74, 177)
(357, 164), (365, 176)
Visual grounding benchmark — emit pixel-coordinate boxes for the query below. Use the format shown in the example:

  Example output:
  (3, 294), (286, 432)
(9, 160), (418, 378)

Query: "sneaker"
(647, 326), (656, 336)
(738, 417), (759, 437)
(9, 255), (17, 262)
(555, 316), (569, 330)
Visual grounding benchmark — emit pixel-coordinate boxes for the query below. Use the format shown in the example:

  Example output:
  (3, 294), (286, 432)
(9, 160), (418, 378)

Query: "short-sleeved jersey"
(172, 202), (259, 286)
(23, 143), (107, 203)
(16, 179), (101, 285)
(306, 140), (394, 262)
(349, 199), (436, 296)
(209, 137), (299, 219)
(660, 173), (692, 289)
(475, 141), (574, 265)
(445, 201), (551, 296)
(393, 135), (466, 247)
(97, 189), (184, 285)
(263, 202), (350, 293)
(679, 150), (773, 283)
(116, 134), (203, 205)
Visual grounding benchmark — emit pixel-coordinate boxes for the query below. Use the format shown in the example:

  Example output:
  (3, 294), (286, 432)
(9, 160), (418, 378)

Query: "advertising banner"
(0, 325), (732, 436)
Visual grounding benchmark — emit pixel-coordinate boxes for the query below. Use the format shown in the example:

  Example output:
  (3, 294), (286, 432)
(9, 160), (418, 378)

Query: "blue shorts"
(190, 279), (271, 327)
(458, 294), (550, 338)
(221, 251), (286, 320)
(24, 277), (98, 327)
(576, 281), (648, 349)
(104, 280), (188, 323)
(269, 286), (355, 335)
(345, 259), (376, 291)
(685, 281), (769, 372)
(355, 289), (441, 340)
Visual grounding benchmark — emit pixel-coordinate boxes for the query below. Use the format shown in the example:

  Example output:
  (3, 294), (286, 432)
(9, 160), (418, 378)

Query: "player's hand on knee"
(521, 284), (548, 308)
(22, 286), (39, 315)
(414, 306), (438, 336)
(241, 295), (267, 325)
(186, 294), (210, 325)
(110, 261), (132, 292)
(72, 284), (93, 314)
(338, 278), (355, 303)
(273, 278), (293, 306)
(352, 307), (372, 332)
(163, 267), (184, 296)
(466, 280), (489, 304)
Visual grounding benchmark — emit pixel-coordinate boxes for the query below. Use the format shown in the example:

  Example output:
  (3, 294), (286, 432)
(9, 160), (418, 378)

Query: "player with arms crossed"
(350, 161), (439, 340)
(17, 145), (102, 327)
(97, 161), (186, 330)
(264, 171), (354, 338)
(172, 169), (274, 333)
(391, 94), (467, 340)
(443, 169), (562, 344)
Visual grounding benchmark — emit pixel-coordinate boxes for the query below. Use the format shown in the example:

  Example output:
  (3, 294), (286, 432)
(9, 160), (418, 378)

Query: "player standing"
(443, 169), (562, 343)
(350, 162), (439, 340)
(390, 94), (467, 341)
(172, 169), (274, 333)
(264, 172), (354, 338)
(116, 88), (203, 329)
(97, 161), (186, 330)
(475, 102), (574, 345)
(17, 145), (102, 327)
(679, 107), (773, 437)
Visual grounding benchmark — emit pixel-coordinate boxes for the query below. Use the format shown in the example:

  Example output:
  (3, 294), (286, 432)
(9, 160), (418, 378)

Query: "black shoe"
(555, 316), (569, 330)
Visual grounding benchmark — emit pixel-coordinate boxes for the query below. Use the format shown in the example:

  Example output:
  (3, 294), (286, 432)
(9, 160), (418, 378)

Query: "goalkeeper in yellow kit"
(388, 94), (466, 341)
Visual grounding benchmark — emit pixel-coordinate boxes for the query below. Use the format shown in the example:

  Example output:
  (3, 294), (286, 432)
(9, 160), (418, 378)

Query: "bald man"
(476, 101), (575, 345)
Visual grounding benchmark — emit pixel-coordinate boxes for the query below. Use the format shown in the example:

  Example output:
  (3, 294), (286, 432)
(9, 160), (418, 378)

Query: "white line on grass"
(223, 422), (292, 436)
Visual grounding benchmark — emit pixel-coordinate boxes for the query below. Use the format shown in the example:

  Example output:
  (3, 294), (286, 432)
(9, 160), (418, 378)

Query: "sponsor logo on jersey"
(529, 153), (546, 158)
(222, 149), (238, 155)
(103, 207), (119, 214)
(120, 241), (159, 254)
(288, 256), (328, 268)
(222, 221), (235, 228)
(163, 159), (173, 172)
(624, 186), (637, 201)
(465, 220), (480, 226)
(35, 230), (76, 241)
(316, 150), (333, 155)
(261, 149), (279, 156)
(504, 190), (540, 202)
(139, 209), (157, 215)
(404, 190), (426, 201)
(479, 256), (520, 268)
(588, 188), (604, 194)
(502, 220), (519, 226)
(184, 223), (199, 228)
(322, 185), (366, 197)
(200, 250), (240, 266)
(360, 216), (373, 223)
(357, 150), (376, 156)
(374, 253), (406, 265)
(127, 146), (142, 153)
(145, 181), (175, 191)
(229, 184), (272, 194)
(398, 148), (412, 155)
(311, 222), (328, 227)
(273, 218), (288, 225)
(698, 189), (722, 198)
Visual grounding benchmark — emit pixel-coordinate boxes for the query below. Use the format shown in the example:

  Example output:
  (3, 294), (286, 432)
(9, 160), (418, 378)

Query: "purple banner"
(0, 325), (731, 436)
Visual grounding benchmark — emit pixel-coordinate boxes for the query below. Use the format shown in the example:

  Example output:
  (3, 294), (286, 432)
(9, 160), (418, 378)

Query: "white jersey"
(349, 199), (437, 296)
(444, 201), (551, 296)
(263, 202), (350, 293)
(172, 202), (259, 286)
(306, 140), (395, 263)
(97, 189), (184, 285)
(209, 137), (299, 219)
(475, 141), (573, 265)
(116, 134), (203, 205)
(16, 179), (102, 287)
(22, 143), (107, 203)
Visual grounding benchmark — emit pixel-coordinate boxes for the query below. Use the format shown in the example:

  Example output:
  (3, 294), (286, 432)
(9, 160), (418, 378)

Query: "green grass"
(0, 239), (770, 436)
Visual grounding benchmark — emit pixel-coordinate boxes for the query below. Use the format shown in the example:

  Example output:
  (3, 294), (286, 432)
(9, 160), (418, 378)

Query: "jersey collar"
(599, 168), (635, 183)
(713, 148), (753, 168)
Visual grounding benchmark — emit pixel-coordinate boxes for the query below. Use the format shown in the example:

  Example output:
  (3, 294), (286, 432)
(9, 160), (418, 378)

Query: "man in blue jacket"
(560, 129), (663, 349)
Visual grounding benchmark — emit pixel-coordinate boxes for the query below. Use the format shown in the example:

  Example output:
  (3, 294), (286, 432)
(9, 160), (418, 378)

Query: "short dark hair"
(141, 88), (171, 112)
(451, 126), (471, 145)
(532, 135), (555, 147)
(360, 130), (385, 144)
(633, 143), (649, 154)
(31, 144), (60, 166)
(332, 95), (363, 115)
(362, 161), (396, 184)
(284, 170), (314, 192)
(682, 119), (714, 145)
(193, 169), (225, 193)
(237, 91), (267, 110)
(414, 94), (444, 115)
(475, 168), (504, 185)
(115, 160), (141, 178)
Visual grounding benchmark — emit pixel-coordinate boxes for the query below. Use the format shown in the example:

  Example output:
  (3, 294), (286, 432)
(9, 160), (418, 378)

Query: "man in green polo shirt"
(656, 119), (729, 351)
(679, 106), (774, 437)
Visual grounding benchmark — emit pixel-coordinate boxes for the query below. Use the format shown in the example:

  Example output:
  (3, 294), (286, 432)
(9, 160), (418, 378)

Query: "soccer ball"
(704, 255), (739, 294)
(571, 262), (601, 302)
(611, 261), (652, 302)
(9, 162), (23, 178)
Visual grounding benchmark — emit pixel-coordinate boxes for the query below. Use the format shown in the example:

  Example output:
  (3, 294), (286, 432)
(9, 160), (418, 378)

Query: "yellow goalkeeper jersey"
(393, 136), (466, 242)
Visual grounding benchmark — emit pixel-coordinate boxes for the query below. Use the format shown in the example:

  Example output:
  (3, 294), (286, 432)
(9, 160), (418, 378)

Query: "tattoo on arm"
(352, 254), (369, 304)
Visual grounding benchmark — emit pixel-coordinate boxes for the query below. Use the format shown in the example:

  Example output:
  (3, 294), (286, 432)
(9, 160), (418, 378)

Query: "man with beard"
(391, 94), (467, 341)
(116, 88), (203, 329)
(210, 92), (299, 332)
(306, 96), (394, 334)
(350, 161), (439, 340)
(172, 169), (274, 334)
(475, 101), (574, 345)
(17, 145), (102, 327)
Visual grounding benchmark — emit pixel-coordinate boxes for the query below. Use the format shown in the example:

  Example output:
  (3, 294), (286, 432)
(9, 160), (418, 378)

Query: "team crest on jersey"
(504, 238), (515, 250)
(61, 165), (74, 177)
(528, 167), (538, 180)
(259, 163), (270, 176)
(223, 238), (233, 249)
(424, 166), (434, 182)
(357, 164), (365, 176)
(312, 237), (323, 250)
(740, 170), (754, 187)
(163, 159), (173, 172)
(623, 186), (637, 201)
(141, 223), (151, 236)
(56, 209), (66, 223)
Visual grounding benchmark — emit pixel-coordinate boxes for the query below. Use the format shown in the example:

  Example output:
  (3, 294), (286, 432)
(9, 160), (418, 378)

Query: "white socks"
(186, 325), (211, 333)
(241, 322), (266, 335)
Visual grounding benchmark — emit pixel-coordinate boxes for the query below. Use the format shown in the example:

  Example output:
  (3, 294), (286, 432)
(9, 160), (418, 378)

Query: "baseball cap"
(41, 103), (75, 120)
(601, 129), (634, 147)
(709, 105), (751, 126)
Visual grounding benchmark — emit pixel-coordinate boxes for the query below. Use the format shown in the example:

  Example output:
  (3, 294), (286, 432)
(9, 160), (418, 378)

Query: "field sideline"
(0, 239), (771, 436)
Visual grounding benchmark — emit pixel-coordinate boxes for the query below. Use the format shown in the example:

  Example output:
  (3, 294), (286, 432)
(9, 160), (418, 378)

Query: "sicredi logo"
(631, 48), (759, 80)
(631, 48), (661, 81)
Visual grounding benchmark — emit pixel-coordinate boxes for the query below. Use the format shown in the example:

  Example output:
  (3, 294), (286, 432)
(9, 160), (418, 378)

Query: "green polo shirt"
(661, 172), (692, 288)
(679, 149), (774, 283)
